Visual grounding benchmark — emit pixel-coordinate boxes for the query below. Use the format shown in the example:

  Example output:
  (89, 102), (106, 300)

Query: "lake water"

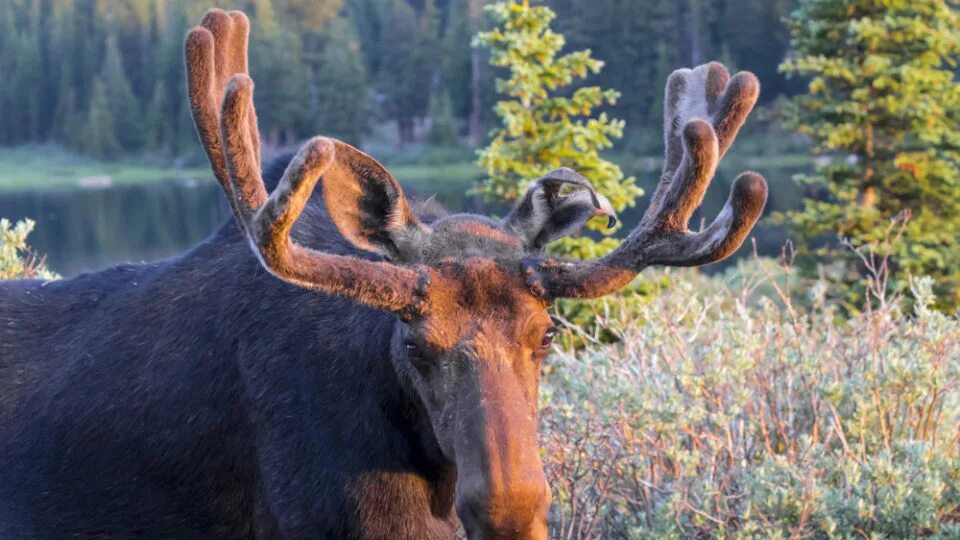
(0, 163), (806, 277)
(0, 180), (232, 276)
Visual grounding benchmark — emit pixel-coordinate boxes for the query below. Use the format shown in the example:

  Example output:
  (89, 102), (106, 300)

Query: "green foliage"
(548, 0), (800, 154)
(81, 78), (121, 160)
(427, 90), (461, 147)
(474, 0), (646, 341)
(100, 35), (143, 151)
(249, 0), (310, 146)
(0, 0), (799, 158)
(775, 0), (960, 309)
(0, 219), (57, 280)
(474, 1), (642, 254)
(541, 261), (960, 537)
(312, 19), (369, 143)
(349, 0), (440, 145)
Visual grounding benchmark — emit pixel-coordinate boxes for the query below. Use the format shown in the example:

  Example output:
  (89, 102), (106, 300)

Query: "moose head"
(185, 9), (766, 539)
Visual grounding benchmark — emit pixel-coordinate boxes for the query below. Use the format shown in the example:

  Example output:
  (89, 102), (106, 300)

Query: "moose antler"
(528, 62), (768, 299)
(185, 10), (430, 317)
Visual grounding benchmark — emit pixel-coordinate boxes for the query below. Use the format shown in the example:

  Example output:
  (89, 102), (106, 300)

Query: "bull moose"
(0, 9), (767, 539)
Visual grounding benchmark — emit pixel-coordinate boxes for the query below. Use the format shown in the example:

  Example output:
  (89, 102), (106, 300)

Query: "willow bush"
(0, 218), (56, 280)
(541, 259), (960, 538)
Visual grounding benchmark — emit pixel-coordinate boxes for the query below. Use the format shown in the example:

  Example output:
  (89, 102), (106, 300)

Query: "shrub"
(0, 218), (57, 280)
(540, 260), (960, 538)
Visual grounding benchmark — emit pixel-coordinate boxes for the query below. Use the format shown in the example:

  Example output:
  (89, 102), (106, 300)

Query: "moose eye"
(541, 327), (558, 349)
(405, 339), (424, 361)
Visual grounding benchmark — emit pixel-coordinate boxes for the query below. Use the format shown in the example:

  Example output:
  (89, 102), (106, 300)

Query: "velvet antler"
(185, 10), (431, 318)
(529, 62), (768, 299)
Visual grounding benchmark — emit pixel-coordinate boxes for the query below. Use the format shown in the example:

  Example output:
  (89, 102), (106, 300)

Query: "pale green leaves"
(0, 218), (57, 281)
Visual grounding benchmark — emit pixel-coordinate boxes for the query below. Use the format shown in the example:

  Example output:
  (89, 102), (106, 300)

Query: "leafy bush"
(0, 218), (56, 280)
(540, 260), (960, 538)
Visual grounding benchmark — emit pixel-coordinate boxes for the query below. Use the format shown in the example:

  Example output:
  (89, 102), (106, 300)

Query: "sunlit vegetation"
(542, 258), (960, 538)
(776, 0), (960, 309)
(0, 218), (57, 280)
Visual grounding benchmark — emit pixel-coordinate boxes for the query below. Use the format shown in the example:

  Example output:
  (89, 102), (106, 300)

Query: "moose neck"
(195, 221), (459, 533)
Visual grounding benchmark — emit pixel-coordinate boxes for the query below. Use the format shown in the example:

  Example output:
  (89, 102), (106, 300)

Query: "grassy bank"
(0, 143), (811, 193)
(0, 145), (210, 191)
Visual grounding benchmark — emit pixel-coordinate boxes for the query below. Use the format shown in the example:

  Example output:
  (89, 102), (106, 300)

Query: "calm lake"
(0, 162), (806, 277)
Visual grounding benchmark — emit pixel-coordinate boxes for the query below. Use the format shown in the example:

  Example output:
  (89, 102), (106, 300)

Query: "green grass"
(0, 143), (811, 199)
(0, 144), (483, 194)
(0, 145), (208, 191)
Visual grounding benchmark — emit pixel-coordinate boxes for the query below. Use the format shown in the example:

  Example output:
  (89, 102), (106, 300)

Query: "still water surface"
(0, 164), (805, 277)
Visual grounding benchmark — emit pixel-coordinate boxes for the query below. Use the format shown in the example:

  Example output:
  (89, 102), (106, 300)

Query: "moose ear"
(319, 140), (425, 259)
(500, 168), (617, 252)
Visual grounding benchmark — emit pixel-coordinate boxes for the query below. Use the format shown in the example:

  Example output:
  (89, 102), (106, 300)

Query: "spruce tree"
(311, 19), (368, 143)
(144, 82), (170, 152)
(82, 78), (121, 160)
(0, 4), (16, 144)
(100, 34), (143, 150)
(427, 89), (460, 147)
(250, 0), (309, 146)
(777, 0), (960, 308)
(474, 0), (641, 259)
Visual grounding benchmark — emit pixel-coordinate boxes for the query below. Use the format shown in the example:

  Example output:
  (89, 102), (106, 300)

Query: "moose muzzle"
(452, 360), (550, 540)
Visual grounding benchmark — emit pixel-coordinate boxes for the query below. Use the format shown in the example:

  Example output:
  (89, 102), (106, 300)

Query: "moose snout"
(453, 365), (550, 539)
(456, 475), (550, 540)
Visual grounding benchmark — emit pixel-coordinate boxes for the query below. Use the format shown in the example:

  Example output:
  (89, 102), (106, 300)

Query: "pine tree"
(9, 30), (44, 142)
(100, 34), (143, 150)
(427, 89), (460, 147)
(145, 81), (170, 152)
(0, 4), (17, 144)
(82, 77), (121, 159)
(249, 0), (310, 146)
(777, 0), (960, 309)
(474, 0), (641, 259)
(373, 0), (438, 146)
(310, 18), (369, 143)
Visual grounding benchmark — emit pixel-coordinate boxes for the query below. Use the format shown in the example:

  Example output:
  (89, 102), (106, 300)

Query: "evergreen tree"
(374, 0), (439, 145)
(145, 81), (171, 152)
(100, 34), (143, 150)
(249, 0), (310, 146)
(777, 0), (960, 309)
(152, 1), (194, 155)
(474, 0), (641, 258)
(82, 78), (121, 159)
(0, 4), (17, 144)
(426, 88), (460, 147)
(9, 29), (44, 142)
(310, 18), (369, 143)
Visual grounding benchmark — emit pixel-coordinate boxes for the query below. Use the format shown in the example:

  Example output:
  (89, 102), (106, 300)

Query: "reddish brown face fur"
(388, 220), (554, 539)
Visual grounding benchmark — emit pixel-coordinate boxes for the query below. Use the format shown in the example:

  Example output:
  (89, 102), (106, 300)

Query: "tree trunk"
(467, 0), (484, 146)
(468, 47), (483, 146)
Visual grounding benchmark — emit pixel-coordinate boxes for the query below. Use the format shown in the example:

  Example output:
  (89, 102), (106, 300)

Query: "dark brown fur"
(0, 9), (769, 539)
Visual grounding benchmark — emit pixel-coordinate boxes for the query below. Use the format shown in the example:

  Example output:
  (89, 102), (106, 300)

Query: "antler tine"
(219, 75), (267, 222)
(643, 63), (758, 230)
(217, 75), (430, 316)
(185, 9), (258, 215)
(184, 9), (431, 318)
(531, 62), (767, 300)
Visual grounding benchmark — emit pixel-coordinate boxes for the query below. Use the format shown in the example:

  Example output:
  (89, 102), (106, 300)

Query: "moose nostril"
(456, 480), (548, 539)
